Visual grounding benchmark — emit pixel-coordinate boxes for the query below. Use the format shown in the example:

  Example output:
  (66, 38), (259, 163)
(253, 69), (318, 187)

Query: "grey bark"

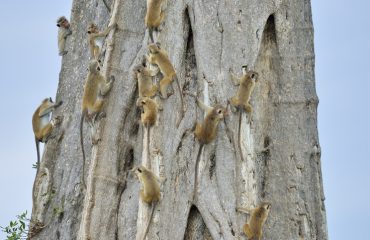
(30, 0), (327, 239)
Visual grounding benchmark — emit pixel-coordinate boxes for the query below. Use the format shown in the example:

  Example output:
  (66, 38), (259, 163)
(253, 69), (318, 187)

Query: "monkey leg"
(40, 124), (54, 143)
(101, 76), (115, 96)
(243, 224), (254, 239)
(153, 11), (165, 28)
(140, 190), (152, 204)
(94, 46), (100, 60)
(91, 99), (105, 114)
(229, 96), (240, 107)
(159, 76), (173, 98)
(243, 102), (253, 114)
(58, 38), (67, 56)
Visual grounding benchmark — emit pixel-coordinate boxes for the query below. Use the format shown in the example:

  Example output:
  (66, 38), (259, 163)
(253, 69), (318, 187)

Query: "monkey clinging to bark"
(32, 98), (63, 172)
(56, 16), (72, 56)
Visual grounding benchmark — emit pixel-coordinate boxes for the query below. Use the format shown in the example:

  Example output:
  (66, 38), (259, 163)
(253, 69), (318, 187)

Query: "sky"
(0, 0), (369, 239)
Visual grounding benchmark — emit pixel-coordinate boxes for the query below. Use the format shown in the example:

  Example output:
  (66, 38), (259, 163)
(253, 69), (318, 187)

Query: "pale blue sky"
(0, 1), (369, 239)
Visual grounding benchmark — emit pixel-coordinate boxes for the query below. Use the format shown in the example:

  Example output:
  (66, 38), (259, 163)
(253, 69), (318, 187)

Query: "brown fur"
(87, 22), (117, 60)
(132, 166), (160, 240)
(56, 16), (72, 56)
(133, 64), (159, 98)
(80, 60), (114, 188)
(193, 100), (227, 200)
(32, 98), (62, 171)
(147, 43), (184, 127)
(145, 0), (166, 42)
(237, 202), (271, 240)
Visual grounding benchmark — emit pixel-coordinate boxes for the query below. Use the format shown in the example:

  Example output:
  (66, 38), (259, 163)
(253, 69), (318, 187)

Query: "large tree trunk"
(30, 0), (327, 239)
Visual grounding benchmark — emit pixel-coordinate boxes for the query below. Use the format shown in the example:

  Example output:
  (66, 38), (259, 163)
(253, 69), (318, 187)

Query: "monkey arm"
(236, 207), (252, 215)
(196, 98), (213, 114)
(96, 23), (117, 37)
(100, 76), (115, 96)
(38, 104), (57, 117)
(229, 72), (241, 86)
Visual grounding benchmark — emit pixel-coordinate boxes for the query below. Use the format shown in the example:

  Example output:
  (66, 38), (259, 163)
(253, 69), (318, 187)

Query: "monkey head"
(247, 70), (259, 82)
(148, 43), (160, 54)
(210, 105), (228, 121)
(57, 16), (70, 28)
(136, 97), (150, 108)
(88, 60), (101, 73)
(260, 202), (271, 213)
(87, 23), (98, 34)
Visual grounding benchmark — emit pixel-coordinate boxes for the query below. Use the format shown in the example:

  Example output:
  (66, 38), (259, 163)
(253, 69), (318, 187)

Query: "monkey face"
(213, 106), (227, 120)
(88, 60), (101, 73)
(262, 202), (271, 212)
(87, 24), (98, 34)
(136, 97), (148, 107)
(57, 16), (68, 27)
(248, 71), (258, 82)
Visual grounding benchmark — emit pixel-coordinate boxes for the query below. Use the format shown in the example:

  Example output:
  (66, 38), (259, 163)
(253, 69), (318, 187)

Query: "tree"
(30, 0), (328, 239)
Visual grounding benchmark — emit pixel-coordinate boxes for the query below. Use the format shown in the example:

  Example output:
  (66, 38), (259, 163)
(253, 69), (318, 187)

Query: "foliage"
(0, 211), (29, 240)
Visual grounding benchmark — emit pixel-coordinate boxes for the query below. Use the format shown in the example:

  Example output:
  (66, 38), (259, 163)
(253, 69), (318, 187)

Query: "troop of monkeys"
(31, 1), (271, 239)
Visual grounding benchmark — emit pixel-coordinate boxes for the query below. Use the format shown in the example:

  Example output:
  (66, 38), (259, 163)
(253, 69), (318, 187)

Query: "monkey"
(229, 66), (258, 162)
(87, 22), (117, 60)
(133, 62), (159, 98)
(32, 98), (63, 172)
(145, 0), (166, 43)
(80, 59), (114, 188)
(56, 16), (72, 56)
(146, 42), (184, 127)
(236, 202), (271, 240)
(192, 98), (227, 200)
(136, 97), (161, 169)
(131, 166), (161, 240)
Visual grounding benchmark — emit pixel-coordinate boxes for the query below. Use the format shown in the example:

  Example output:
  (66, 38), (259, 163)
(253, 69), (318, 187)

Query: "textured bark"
(30, 0), (327, 239)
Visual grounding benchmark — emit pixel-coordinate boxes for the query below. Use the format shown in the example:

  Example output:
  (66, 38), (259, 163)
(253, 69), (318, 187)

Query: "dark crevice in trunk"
(184, 205), (212, 240)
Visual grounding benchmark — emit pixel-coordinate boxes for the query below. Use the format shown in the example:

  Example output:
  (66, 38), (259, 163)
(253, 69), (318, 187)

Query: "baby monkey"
(132, 166), (161, 240)
(56, 16), (72, 56)
(146, 42), (184, 127)
(237, 202), (271, 240)
(87, 22), (117, 60)
(133, 60), (159, 98)
(145, 0), (167, 42)
(80, 59), (114, 188)
(136, 97), (161, 168)
(193, 98), (227, 200)
(229, 65), (258, 162)
(32, 98), (63, 172)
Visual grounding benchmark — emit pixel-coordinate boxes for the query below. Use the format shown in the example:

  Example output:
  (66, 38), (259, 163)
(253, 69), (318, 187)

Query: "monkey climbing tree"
(30, 0), (328, 239)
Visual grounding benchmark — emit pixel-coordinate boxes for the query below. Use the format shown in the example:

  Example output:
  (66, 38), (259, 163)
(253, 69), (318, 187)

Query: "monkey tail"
(174, 75), (184, 127)
(238, 110), (245, 162)
(148, 27), (155, 43)
(146, 123), (151, 169)
(193, 144), (204, 201)
(35, 137), (40, 174)
(80, 111), (87, 189)
(142, 202), (156, 240)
